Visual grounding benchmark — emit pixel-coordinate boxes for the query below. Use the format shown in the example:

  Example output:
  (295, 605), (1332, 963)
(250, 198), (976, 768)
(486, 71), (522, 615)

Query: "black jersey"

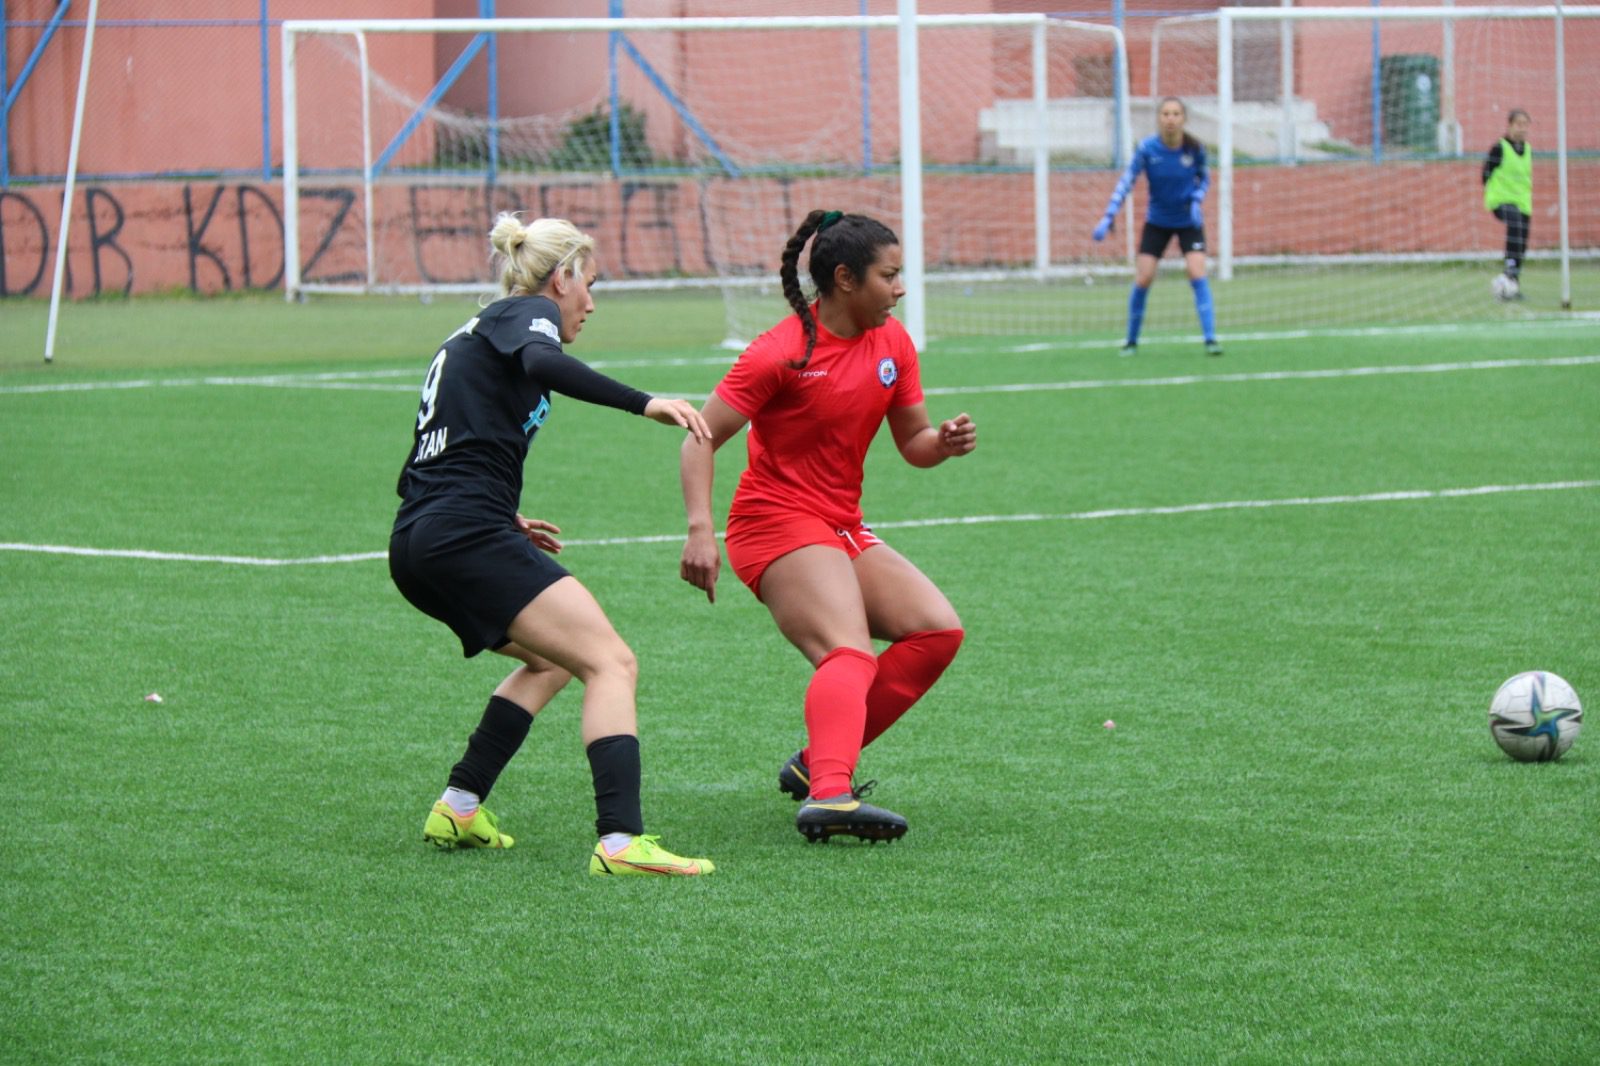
(394, 295), (651, 530)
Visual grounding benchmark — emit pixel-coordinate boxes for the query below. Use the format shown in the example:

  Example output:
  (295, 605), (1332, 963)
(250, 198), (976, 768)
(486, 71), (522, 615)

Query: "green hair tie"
(818, 210), (843, 231)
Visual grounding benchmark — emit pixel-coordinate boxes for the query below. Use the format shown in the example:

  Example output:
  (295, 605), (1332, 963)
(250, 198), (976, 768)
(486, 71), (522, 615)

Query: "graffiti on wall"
(0, 180), (728, 298)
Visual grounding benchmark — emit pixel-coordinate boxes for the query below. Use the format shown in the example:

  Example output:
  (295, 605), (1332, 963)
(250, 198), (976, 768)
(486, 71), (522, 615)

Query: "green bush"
(548, 102), (655, 170)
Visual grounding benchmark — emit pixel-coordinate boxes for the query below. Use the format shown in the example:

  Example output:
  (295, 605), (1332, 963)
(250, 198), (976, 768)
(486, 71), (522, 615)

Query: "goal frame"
(280, 13), (1134, 346)
(1154, 5), (1593, 308)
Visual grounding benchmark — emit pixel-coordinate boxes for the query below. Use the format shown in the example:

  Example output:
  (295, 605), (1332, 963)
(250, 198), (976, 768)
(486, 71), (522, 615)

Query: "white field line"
(3, 479), (1594, 568)
(920, 354), (1600, 396)
(950, 317), (1600, 356)
(4, 353), (1596, 399)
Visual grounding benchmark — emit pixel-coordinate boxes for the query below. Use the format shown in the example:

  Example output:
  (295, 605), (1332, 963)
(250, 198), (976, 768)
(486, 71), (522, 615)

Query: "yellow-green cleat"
(589, 834), (714, 877)
(423, 801), (514, 850)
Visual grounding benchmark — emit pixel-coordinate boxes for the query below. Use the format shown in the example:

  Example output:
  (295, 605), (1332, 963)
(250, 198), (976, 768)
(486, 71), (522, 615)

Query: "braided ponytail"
(780, 210), (828, 370)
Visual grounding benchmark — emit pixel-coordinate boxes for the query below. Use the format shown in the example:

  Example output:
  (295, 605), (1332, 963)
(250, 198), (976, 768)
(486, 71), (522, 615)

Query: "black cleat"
(1118, 342), (1137, 358)
(777, 751), (810, 802)
(1204, 340), (1224, 357)
(796, 783), (907, 844)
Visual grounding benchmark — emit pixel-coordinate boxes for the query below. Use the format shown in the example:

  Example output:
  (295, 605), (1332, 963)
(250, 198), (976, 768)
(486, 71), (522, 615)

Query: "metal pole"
(1555, 0), (1570, 308)
(860, 0), (871, 169)
(282, 20), (299, 300)
(260, 0), (271, 181)
(358, 32), (373, 289)
(608, 0), (622, 175)
(1112, 0), (1124, 165)
(1032, 19), (1048, 278)
(1370, 0), (1382, 162)
(897, 0), (925, 350)
(1280, 0), (1295, 162)
(1440, 0), (1458, 154)
(483, 0), (498, 183)
(1218, 11), (1233, 280)
(44, 0), (100, 361)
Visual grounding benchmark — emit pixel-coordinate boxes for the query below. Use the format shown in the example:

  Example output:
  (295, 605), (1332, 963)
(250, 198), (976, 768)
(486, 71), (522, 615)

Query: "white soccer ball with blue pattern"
(1490, 273), (1520, 302)
(1489, 671), (1582, 762)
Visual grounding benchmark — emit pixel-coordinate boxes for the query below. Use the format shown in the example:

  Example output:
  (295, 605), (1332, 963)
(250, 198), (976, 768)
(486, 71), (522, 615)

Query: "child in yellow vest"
(1482, 109), (1531, 300)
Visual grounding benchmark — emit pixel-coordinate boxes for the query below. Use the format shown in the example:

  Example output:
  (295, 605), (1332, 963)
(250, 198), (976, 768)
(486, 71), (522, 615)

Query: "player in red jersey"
(679, 210), (977, 843)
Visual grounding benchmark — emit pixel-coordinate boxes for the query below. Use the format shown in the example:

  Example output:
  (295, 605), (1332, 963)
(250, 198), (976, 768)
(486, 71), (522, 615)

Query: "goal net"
(281, 6), (1132, 344)
(1145, 5), (1598, 332)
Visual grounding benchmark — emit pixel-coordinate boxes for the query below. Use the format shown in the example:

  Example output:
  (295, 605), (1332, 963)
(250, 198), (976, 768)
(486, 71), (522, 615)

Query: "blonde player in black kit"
(390, 213), (715, 876)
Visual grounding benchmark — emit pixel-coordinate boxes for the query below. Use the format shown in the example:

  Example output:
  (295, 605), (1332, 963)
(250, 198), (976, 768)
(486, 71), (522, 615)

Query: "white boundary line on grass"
(949, 317), (1600, 356)
(3, 479), (1595, 567)
(920, 354), (1600, 396)
(3, 353), (1597, 399)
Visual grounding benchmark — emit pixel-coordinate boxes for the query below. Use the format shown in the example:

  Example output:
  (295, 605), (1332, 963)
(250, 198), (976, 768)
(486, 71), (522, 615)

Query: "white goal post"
(280, 12), (1134, 346)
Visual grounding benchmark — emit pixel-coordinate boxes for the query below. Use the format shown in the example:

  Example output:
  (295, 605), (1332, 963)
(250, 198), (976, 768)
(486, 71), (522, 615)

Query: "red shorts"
(725, 509), (884, 599)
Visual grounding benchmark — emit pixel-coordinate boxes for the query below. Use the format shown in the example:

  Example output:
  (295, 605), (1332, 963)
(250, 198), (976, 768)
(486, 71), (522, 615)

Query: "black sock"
(586, 734), (644, 837)
(446, 695), (532, 802)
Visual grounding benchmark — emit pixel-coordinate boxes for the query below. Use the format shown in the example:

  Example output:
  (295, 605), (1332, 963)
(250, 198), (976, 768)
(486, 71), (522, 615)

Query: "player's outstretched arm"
(644, 396), (710, 443)
(888, 403), (977, 468)
(679, 395), (749, 604)
(1094, 149), (1145, 240)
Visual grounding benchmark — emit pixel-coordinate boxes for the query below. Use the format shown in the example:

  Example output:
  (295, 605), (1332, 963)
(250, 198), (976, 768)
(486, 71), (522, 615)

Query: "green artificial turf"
(2, 288), (1596, 1063)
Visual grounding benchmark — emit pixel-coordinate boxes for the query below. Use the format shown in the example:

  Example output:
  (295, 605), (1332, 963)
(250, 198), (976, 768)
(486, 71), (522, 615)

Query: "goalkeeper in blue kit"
(1093, 97), (1222, 357)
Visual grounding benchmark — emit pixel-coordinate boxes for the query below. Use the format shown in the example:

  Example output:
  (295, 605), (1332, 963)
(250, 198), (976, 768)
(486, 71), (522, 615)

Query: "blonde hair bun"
(489, 213), (594, 298)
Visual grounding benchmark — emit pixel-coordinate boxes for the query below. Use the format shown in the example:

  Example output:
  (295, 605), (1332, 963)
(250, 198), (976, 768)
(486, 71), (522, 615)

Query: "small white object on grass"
(144, 692), (163, 704)
(1103, 719), (1115, 729)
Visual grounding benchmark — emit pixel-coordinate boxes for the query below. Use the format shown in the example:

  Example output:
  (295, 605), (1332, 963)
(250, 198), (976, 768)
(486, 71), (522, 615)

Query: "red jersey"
(715, 310), (924, 529)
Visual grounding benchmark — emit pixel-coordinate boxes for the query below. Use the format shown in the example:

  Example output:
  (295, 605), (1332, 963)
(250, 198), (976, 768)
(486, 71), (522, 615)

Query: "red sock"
(862, 628), (964, 747)
(804, 647), (878, 799)
(800, 629), (964, 773)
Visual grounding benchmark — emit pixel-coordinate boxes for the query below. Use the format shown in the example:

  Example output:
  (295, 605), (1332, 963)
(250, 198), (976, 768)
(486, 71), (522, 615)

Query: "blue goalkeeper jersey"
(1103, 135), (1209, 229)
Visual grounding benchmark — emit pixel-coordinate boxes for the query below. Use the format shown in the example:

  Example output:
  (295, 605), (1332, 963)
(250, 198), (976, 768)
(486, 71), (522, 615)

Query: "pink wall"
(5, 158), (1594, 297)
(4, 0), (442, 177)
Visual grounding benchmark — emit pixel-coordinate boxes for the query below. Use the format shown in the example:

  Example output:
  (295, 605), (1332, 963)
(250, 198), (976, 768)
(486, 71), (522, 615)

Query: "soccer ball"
(1490, 273), (1520, 302)
(1488, 671), (1583, 762)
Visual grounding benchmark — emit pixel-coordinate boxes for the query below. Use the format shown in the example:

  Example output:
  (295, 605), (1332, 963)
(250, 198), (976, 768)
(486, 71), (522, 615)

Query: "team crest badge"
(877, 357), (898, 388)
(1181, 153), (1193, 167)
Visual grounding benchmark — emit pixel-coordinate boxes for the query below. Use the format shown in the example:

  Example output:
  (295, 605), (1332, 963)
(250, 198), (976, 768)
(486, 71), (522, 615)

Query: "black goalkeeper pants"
(1492, 204), (1530, 276)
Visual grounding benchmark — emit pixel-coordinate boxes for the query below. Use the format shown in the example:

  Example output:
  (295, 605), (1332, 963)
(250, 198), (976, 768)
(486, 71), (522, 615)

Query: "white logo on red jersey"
(799, 369), (828, 378)
(877, 357), (898, 388)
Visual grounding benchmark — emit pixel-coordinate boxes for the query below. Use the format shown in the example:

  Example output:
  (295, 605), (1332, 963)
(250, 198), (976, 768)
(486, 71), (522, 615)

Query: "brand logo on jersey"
(799, 369), (828, 378)
(1181, 153), (1193, 167)
(523, 396), (551, 437)
(877, 357), (898, 389)
(528, 317), (561, 343)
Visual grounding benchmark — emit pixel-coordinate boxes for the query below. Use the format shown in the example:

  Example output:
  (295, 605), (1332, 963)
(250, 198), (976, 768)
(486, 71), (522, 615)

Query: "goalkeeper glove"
(1092, 214), (1114, 242)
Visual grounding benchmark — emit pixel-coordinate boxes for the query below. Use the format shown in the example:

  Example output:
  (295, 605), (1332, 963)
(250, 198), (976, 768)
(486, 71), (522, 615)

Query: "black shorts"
(389, 513), (570, 657)
(1139, 222), (1206, 258)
